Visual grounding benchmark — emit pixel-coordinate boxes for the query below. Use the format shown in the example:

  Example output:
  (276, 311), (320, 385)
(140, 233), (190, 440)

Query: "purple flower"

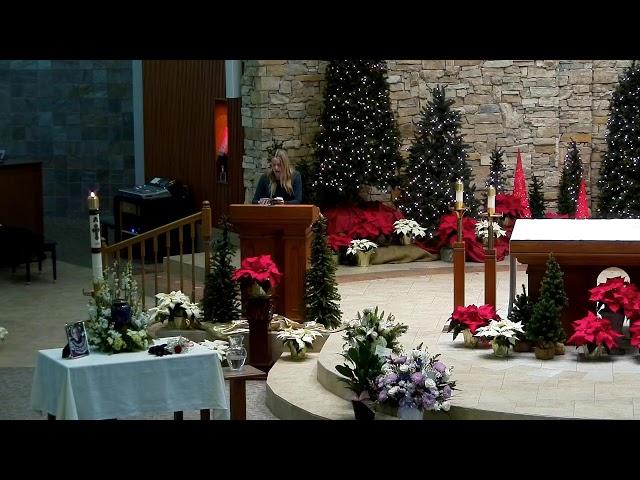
(392, 355), (407, 365)
(410, 372), (425, 385)
(422, 392), (437, 409)
(432, 361), (447, 373)
(384, 373), (399, 385)
(443, 385), (452, 399)
(378, 391), (388, 402)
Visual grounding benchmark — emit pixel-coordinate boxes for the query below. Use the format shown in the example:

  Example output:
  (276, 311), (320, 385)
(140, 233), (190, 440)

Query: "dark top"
(252, 170), (302, 204)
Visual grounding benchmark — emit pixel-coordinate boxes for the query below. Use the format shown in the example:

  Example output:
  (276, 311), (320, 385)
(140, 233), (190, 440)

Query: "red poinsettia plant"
(566, 311), (623, 354)
(447, 304), (499, 339)
(496, 193), (526, 219)
(629, 321), (640, 349)
(589, 276), (640, 319)
(232, 255), (282, 297)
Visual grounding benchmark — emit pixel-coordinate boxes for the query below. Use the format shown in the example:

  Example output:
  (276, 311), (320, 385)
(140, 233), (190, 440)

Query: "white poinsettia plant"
(200, 339), (230, 362)
(147, 290), (202, 326)
(346, 239), (378, 256)
(393, 219), (426, 238)
(474, 219), (506, 239)
(0, 326), (7, 341)
(474, 319), (524, 347)
(277, 324), (325, 355)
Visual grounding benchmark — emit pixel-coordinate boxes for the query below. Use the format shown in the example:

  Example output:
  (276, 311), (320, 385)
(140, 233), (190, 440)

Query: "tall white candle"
(88, 192), (104, 287)
(455, 179), (464, 209)
(487, 186), (496, 215)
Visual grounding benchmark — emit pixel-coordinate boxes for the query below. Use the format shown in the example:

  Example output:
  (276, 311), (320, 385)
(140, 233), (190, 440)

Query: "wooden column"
(453, 241), (465, 308)
(484, 248), (497, 307)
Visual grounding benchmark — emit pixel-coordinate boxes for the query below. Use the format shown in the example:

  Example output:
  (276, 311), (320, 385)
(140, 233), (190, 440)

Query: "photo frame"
(65, 321), (90, 359)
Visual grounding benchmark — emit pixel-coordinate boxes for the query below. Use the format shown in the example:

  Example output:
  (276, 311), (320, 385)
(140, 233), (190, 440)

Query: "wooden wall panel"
(142, 61), (244, 225)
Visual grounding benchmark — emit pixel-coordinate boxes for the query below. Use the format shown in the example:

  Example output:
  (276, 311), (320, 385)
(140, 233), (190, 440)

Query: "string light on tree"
(557, 140), (584, 216)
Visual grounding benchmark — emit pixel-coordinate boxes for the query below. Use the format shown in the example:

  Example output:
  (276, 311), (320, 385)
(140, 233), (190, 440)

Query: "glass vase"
(227, 333), (247, 371)
(491, 340), (510, 357)
(397, 406), (423, 420)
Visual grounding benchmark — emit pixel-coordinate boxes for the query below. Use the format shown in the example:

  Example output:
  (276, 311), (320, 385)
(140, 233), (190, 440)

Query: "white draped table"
(30, 338), (229, 420)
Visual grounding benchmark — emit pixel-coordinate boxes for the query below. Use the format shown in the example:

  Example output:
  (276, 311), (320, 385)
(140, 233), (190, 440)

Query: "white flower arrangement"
(0, 326), (7, 341)
(342, 307), (408, 354)
(147, 290), (202, 328)
(85, 263), (153, 354)
(277, 324), (325, 356)
(474, 319), (524, 347)
(393, 219), (426, 239)
(474, 219), (506, 239)
(346, 239), (378, 256)
(200, 339), (230, 362)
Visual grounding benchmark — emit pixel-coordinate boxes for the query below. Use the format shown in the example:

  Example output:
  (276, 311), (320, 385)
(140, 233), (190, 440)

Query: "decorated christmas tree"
(512, 150), (531, 218)
(598, 61), (640, 218)
(396, 85), (479, 240)
(303, 217), (342, 328)
(527, 254), (567, 346)
(202, 216), (241, 323)
(313, 60), (402, 205)
(528, 175), (546, 219)
(486, 147), (508, 193)
(574, 179), (591, 219)
(557, 140), (584, 216)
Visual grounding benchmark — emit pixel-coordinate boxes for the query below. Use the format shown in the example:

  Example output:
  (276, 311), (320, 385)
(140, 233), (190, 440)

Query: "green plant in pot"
(335, 339), (384, 420)
(508, 284), (534, 352)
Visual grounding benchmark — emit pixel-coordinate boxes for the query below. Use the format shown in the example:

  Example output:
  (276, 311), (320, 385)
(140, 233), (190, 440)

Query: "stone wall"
(242, 60), (631, 209)
(0, 60), (134, 219)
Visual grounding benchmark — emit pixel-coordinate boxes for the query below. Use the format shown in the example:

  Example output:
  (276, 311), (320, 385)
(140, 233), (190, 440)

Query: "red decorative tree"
(574, 179), (591, 219)
(512, 150), (531, 218)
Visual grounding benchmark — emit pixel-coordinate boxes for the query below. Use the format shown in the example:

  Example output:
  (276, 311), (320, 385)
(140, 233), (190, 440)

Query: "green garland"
(85, 263), (153, 353)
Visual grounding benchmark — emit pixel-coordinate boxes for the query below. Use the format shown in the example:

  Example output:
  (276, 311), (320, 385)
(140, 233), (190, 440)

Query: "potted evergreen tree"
(303, 217), (342, 329)
(527, 254), (568, 360)
(509, 284), (534, 352)
(201, 216), (241, 324)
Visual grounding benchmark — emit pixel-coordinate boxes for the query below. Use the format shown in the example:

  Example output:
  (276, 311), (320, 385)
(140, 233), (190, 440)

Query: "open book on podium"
(229, 204), (320, 322)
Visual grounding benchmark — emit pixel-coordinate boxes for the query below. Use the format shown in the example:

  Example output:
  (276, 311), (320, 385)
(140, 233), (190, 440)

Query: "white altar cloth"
(510, 218), (640, 242)
(31, 338), (228, 420)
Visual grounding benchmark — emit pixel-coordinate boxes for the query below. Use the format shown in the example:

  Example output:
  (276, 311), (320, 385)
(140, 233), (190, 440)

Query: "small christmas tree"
(303, 216), (342, 328)
(527, 254), (567, 348)
(202, 216), (241, 323)
(508, 284), (534, 338)
(486, 147), (507, 193)
(574, 179), (591, 219)
(557, 140), (584, 216)
(512, 150), (531, 218)
(598, 61), (640, 218)
(397, 85), (479, 240)
(528, 175), (546, 219)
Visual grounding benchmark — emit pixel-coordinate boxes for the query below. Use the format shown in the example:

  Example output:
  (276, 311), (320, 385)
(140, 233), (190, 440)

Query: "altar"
(509, 219), (640, 334)
(30, 339), (229, 420)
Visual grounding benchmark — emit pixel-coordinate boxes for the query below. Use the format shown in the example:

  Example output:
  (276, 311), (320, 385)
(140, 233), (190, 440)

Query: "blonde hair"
(269, 149), (294, 196)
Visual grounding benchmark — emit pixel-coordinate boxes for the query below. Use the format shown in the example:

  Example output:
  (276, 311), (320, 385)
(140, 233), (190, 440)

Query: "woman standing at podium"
(252, 149), (302, 205)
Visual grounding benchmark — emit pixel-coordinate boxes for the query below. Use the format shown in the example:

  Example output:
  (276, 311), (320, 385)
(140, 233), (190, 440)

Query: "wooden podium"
(510, 219), (640, 335)
(229, 204), (320, 321)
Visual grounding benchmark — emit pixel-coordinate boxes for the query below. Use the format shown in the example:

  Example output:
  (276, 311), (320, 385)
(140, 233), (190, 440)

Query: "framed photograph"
(65, 321), (90, 359)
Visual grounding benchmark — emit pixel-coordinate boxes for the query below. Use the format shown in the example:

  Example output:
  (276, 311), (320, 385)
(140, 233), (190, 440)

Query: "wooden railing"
(101, 201), (211, 309)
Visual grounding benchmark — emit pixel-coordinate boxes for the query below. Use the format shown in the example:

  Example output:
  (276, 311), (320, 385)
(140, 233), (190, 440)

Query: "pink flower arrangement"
(566, 311), (623, 354)
(447, 304), (499, 339)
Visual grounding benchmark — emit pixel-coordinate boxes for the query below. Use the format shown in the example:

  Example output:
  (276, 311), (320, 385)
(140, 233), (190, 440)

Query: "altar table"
(31, 338), (229, 420)
(509, 219), (640, 334)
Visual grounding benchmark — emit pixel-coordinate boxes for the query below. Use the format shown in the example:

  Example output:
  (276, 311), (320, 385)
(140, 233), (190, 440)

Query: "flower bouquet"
(232, 254), (282, 298)
(567, 309), (623, 358)
(277, 326), (325, 359)
(86, 263), (153, 354)
(474, 319), (524, 357)
(147, 290), (202, 329)
(346, 239), (378, 267)
(447, 304), (498, 347)
(374, 344), (455, 418)
(342, 306), (408, 354)
(0, 326), (7, 341)
(393, 219), (426, 245)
